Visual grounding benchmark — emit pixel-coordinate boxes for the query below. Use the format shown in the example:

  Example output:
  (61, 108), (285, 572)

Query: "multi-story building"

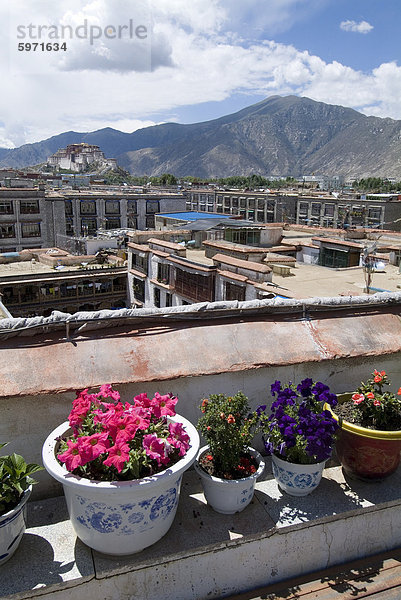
(0, 248), (127, 317)
(127, 236), (279, 310)
(51, 189), (187, 239)
(0, 187), (65, 253)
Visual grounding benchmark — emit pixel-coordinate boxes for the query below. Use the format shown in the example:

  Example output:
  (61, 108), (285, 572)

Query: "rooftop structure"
(47, 143), (117, 173)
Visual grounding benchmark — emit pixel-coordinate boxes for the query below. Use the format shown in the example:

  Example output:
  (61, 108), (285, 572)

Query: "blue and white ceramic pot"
(42, 416), (199, 555)
(194, 446), (265, 514)
(271, 454), (325, 497)
(0, 486), (31, 566)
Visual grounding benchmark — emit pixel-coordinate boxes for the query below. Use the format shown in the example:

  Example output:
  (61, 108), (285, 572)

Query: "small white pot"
(0, 486), (32, 566)
(42, 415), (199, 555)
(194, 446), (265, 514)
(271, 454), (325, 497)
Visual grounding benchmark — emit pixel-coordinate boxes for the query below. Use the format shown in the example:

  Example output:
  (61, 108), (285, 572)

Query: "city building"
(47, 143), (117, 172)
(0, 248), (127, 317)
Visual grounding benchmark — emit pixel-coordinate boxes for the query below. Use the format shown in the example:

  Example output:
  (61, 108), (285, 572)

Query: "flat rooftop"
(158, 212), (231, 220)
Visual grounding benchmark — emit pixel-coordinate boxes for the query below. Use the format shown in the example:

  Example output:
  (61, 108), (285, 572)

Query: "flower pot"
(271, 454), (325, 496)
(194, 446), (265, 514)
(326, 396), (401, 481)
(42, 415), (199, 555)
(0, 486), (31, 566)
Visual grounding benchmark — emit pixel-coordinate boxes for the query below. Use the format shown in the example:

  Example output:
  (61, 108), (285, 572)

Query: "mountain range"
(2, 95), (401, 178)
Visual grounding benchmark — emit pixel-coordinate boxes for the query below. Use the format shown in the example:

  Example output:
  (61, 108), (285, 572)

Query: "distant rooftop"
(157, 211), (231, 220)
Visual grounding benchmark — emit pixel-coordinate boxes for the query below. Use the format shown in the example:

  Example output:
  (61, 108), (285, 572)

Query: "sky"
(1, 0), (401, 148)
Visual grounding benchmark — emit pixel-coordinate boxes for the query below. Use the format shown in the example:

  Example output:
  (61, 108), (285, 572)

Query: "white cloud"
(340, 20), (373, 34)
(0, 0), (400, 148)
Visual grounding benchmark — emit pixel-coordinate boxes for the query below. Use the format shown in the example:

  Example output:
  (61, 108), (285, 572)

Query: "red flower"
(227, 414), (235, 424)
(206, 454), (213, 461)
(58, 440), (86, 471)
(352, 393), (365, 405)
(366, 392), (375, 399)
(374, 375), (383, 383)
(103, 442), (130, 473)
(373, 399), (381, 407)
(398, 388), (401, 396)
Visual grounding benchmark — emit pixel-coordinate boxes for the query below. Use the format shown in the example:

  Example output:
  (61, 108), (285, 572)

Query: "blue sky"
(1, 0), (400, 146)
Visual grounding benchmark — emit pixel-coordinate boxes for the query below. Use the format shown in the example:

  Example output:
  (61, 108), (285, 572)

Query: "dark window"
(66, 217), (74, 236)
(146, 200), (160, 214)
(225, 281), (245, 301)
(299, 202), (309, 215)
(133, 277), (145, 303)
(105, 200), (120, 215)
(0, 224), (15, 238)
(80, 200), (96, 215)
(174, 268), (214, 302)
(65, 200), (73, 216)
(105, 217), (121, 229)
(132, 252), (148, 274)
(20, 200), (39, 214)
(157, 262), (170, 284)
(81, 218), (97, 235)
(165, 292), (172, 307)
(311, 203), (321, 217)
(21, 222), (40, 237)
(324, 204), (335, 217)
(0, 201), (13, 215)
(368, 207), (382, 220)
(127, 200), (137, 214)
(154, 287), (161, 307)
(146, 215), (155, 228)
(232, 198), (239, 208)
(128, 216), (137, 228)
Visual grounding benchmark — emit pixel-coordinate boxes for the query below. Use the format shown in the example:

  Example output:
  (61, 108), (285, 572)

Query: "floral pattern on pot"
(0, 487), (31, 566)
(74, 484), (179, 535)
(272, 454), (325, 497)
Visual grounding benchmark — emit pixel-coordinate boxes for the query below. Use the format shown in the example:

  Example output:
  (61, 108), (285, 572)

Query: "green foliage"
(351, 370), (401, 431)
(352, 178), (401, 192)
(0, 444), (43, 515)
(197, 392), (259, 477)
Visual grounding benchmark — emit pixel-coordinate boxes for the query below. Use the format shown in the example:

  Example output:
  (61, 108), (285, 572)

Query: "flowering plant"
(0, 443), (42, 515)
(197, 391), (260, 479)
(57, 385), (191, 481)
(258, 379), (339, 465)
(348, 369), (401, 431)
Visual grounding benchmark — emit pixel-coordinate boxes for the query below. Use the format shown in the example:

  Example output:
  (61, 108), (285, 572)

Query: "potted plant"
(42, 385), (199, 555)
(194, 391), (264, 514)
(0, 443), (42, 566)
(325, 369), (401, 480)
(258, 379), (339, 496)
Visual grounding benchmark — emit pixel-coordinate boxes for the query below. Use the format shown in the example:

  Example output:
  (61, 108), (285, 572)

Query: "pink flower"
(133, 393), (152, 409)
(151, 393), (178, 419)
(143, 434), (170, 466)
(78, 432), (110, 461)
(58, 440), (86, 471)
(373, 399), (381, 407)
(103, 442), (130, 473)
(366, 392), (375, 399)
(107, 415), (139, 443)
(352, 393), (365, 405)
(167, 422), (190, 456)
(97, 384), (120, 402)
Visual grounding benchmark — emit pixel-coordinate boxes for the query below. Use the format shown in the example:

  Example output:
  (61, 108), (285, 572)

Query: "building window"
(311, 203), (321, 217)
(65, 200), (73, 216)
(0, 224), (15, 238)
(105, 217), (121, 229)
(20, 200), (39, 214)
(128, 216), (137, 228)
(299, 202), (309, 215)
(174, 268), (214, 302)
(157, 262), (170, 284)
(154, 287), (161, 308)
(225, 281), (245, 302)
(105, 200), (120, 215)
(368, 207), (382, 221)
(133, 277), (145, 303)
(81, 218), (97, 235)
(132, 252), (148, 274)
(324, 204), (335, 217)
(0, 201), (13, 215)
(225, 228), (260, 246)
(80, 200), (96, 215)
(146, 215), (155, 228)
(165, 292), (172, 307)
(127, 200), (137, 215)
(146, 200), (160, 214)
(21, 222), (40, 238)
(66, 217), (74, 236)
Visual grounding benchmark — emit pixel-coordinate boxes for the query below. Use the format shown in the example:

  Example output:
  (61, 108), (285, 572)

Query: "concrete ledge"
(2, 462), (401, 600)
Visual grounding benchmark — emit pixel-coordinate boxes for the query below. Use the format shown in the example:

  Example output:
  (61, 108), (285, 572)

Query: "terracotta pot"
(326, 394), (401, 481)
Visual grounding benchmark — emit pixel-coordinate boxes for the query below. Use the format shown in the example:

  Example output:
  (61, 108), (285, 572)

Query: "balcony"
(1, 293), (401, 598)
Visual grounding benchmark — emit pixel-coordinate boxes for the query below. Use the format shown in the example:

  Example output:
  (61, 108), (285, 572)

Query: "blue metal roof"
(157, 212), (231, 221)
